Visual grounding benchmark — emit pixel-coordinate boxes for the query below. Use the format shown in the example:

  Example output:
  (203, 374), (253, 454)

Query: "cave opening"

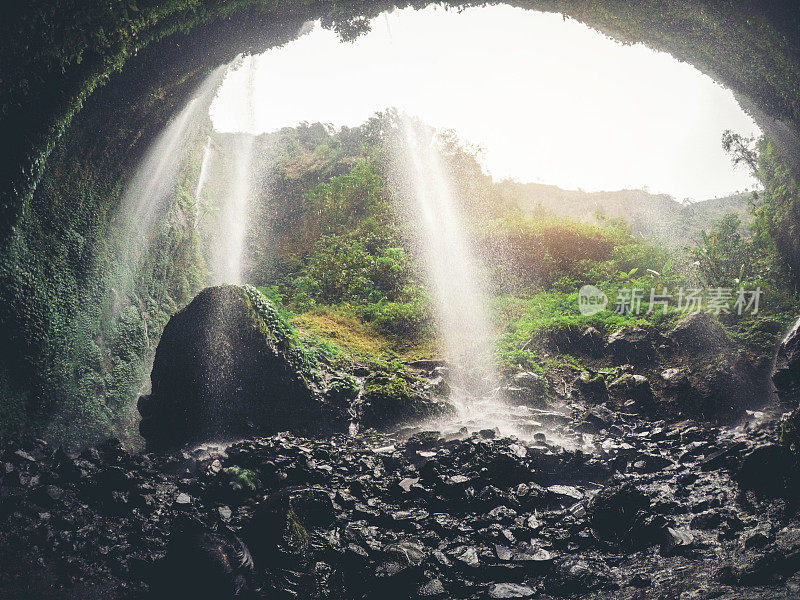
(2, 2), (800, 599)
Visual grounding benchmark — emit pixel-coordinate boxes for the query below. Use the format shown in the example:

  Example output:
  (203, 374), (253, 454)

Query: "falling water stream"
(115, 67), (225, 275)
(208, 56), (258, 285)
(194, 136), (214, 210)
(394, 116), (537, 439)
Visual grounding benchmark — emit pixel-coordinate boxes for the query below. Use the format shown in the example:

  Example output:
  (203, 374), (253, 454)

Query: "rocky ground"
(2, 399), (800, 600)
(4, 288), (799, 599)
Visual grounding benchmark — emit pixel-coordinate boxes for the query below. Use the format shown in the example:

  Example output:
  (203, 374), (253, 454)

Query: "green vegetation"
(223, 466), (259, 492)
(239, 117), (798, 386)
(2, 99), (798, 446)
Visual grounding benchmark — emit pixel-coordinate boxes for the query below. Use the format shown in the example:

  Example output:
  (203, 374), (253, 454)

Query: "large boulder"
(660, 361), (755, 422)
(588, 483), (660, 551)
(668, 311), (728, 352)
(138, 285), (346, 451)
(773, 318), (800, 397)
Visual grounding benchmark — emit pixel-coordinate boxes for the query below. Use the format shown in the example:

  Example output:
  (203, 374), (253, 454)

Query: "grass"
(290, 305), (441, 365)
(492, 285), (682, 371)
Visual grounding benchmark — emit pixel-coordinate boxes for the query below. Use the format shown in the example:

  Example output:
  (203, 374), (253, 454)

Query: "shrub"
(358, 297), (433, 339)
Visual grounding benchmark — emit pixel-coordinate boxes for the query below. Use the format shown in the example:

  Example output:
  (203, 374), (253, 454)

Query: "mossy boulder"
(504, 371), (548, 406)
(661, 361), (756, 422)
(608, 374), (655, 406)
(574, 371), (609, 402)
(668, 312), (728, 353)
(138, 285), (347, 451)
(360, 372), (453, 430)
(773, 318), (800, 398)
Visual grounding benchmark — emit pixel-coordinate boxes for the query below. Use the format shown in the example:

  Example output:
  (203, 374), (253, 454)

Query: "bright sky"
(210, 5), (760, 200)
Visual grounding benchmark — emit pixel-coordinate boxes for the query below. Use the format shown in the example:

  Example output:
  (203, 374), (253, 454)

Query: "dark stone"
(504, 372), (547, 404)
(669, 311), (728, 352)
(154, 517), (254, 600)
(418, 578), (446, 597)
(660, 527), (694, 556)
(574, 372), (608, 403)
(138, 285), (343, 451)
(488, 582), (536, 598)
(608, 374), (654, 405)
(579, 326), (605, 357)
(576, 406), (615, 433)
(360, 373), (453, 430)
(588, 483), (656, 550)
(665, 361), (756, 422)
(546, 485), (583, 505)
(406, 431), (441, 453)
(542, 325), (583, 353)
(548, 556), (613, 595)
(248, 485), (336, 561)
(606, 326), (663, 364)
(737, 444), (797, 498)
(631, 453), (674, 473)
(773, 318), (800, 396)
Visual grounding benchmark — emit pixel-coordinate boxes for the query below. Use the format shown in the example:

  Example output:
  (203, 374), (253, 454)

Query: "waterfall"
(194, 136), (214, 209)
(394, 116), (506, 420)
(112, 66), (225, 284)
(207, 55), (257, 285)
(208, 134), (254, 285)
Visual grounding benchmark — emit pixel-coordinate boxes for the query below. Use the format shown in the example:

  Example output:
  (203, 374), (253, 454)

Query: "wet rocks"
(138, 285), (344, 451)
(608, 373), (654, 407)
(606, 326), (664, 364)
(668, 311), (728, 352)
(503, 372), (547, 405)
(488, 582), (536, 598)
(547, 556), (614, 596)
(773, 317), (800, 397)
(737, 444), (797, 499)
(155, 518), (254, 599)
(360, 372), (454, 430)
(574, 372), (608, 403)
(579, 327), (605, 357)
(660, 527), (694, 556)
(588, 483), (657, 550)
(1, 404), (799, 600)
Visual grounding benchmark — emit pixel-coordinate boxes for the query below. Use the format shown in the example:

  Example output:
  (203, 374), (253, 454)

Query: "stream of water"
(394, 116), (532, 438)
(207, 56), (258, 285)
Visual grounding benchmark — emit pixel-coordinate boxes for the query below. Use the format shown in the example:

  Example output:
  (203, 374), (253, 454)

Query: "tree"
(722, 130), (800, 289)
(692, 213), (750, 286)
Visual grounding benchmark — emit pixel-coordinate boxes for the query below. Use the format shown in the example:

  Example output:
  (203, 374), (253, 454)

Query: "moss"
(326, 373), (360, 404)
(240, 284), (322, 385)
(363, 372), (413, 406)
(575, 371), (609, 401)
(2, 0), (800, 447)
(290, 304), (440, 366)
(223, 466), (259, 492)
(0, 372), (27, 438)
(287, 508), (310, 546)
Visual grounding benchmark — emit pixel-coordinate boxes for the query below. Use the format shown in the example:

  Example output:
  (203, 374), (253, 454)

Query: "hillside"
(500, 181), (752, 247)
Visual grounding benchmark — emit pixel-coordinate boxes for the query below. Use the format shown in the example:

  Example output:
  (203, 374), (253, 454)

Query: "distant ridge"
(501, 181), (752, 247)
